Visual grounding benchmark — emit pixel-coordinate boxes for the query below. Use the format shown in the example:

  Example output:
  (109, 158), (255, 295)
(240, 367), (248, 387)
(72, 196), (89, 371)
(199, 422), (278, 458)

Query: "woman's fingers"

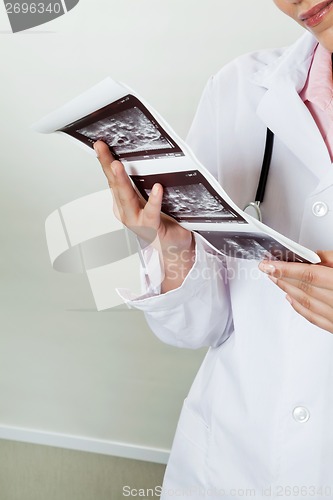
(259, 257), (333, 333)
(142, 184), (163, 228)
(110, 161), (143, 223)
(94, 140), (162, 236)
(268, 275), (333, 318)
(94, 140), (142, 224)
(267, 273), (333, 308)
(317, 250), (333, 268)
(286, 294), (333, 334)
(109, 188), (122, 221)
(94, 140), (117, 184)
(94, 141), (126, 219)
(259, 260), (333, 291)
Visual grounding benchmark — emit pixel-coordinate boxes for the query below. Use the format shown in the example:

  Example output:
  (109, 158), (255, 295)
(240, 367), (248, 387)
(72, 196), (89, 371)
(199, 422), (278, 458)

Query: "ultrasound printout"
(59, 94), (183, 161)
(196, 231), (310, 262)
(130, 170), (246, 223)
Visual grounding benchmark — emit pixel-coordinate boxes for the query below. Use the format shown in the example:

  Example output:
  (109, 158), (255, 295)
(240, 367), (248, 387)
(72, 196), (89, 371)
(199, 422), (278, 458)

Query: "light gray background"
(0, 0), (303, 459)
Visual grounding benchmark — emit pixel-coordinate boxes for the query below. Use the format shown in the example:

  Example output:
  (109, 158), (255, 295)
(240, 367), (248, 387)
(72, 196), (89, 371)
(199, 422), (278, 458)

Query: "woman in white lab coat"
(95, 1), (333, 498)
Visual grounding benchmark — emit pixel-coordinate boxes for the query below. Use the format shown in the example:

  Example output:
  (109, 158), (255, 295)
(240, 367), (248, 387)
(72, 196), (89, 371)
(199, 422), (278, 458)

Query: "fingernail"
(152, 184), (160, 196)
(93, 143), (99, 157)
(259, 262), (276, 274)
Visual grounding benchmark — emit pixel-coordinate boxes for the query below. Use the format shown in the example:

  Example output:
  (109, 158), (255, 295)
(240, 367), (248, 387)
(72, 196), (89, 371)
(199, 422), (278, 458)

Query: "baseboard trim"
(0, 425), (169, 464)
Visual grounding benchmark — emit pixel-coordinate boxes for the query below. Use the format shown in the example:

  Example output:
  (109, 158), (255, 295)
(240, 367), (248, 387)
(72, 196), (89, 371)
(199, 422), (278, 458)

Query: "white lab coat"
(125, 32), (333, 499)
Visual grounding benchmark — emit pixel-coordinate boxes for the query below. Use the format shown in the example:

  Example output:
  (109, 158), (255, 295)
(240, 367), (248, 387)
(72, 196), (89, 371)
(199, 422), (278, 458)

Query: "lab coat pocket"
(162, 398), (210, 494)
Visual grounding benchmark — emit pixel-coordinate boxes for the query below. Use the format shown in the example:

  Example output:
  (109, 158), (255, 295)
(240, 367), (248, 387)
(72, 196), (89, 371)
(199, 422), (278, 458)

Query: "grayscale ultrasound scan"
(59, 94), (184, 161)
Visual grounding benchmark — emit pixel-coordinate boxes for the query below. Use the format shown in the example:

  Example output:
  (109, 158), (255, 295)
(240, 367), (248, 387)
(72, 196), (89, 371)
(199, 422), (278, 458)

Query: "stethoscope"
(243, 128), (274, 222)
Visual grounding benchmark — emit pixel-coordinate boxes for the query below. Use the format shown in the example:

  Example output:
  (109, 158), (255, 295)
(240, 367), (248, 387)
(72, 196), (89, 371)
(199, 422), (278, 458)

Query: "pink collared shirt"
(300, 43), (333, 162)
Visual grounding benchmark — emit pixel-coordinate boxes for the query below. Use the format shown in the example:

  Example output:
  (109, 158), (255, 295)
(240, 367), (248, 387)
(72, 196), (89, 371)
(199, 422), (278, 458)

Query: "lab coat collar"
(252, 32), (333, 193)
(251, 32), (317, 91)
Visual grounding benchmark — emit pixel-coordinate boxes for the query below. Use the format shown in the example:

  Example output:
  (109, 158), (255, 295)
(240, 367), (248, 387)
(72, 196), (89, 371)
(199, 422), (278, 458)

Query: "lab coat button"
(292, 406), (310, 423)
(312, 201), (328, 217)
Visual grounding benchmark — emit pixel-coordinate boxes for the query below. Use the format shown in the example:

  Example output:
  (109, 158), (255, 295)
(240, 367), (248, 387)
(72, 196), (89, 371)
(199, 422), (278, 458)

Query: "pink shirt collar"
(301, 43), (333, 114)
(300, 43), (333, 162)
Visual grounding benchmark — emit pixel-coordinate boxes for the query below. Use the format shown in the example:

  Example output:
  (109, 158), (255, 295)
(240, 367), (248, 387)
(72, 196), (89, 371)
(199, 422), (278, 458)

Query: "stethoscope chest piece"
(243, 201), (262, 222)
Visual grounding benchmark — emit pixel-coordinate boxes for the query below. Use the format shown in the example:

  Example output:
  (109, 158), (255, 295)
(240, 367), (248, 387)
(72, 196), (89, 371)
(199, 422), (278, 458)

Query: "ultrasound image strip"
(196, 231), (310, 262)
(130, 170), (247, 223)
(58, 94), (184, 161)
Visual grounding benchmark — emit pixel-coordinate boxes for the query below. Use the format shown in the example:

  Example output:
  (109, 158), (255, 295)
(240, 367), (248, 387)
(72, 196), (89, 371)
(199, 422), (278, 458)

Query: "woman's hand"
(94, 140), (195, 292)
(259, 251), (333, 334)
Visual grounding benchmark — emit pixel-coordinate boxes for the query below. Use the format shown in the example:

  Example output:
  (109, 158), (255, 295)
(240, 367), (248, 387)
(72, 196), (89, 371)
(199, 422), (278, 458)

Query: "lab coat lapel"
(253, 32), (333, 192)
(256, 83), (331, 179)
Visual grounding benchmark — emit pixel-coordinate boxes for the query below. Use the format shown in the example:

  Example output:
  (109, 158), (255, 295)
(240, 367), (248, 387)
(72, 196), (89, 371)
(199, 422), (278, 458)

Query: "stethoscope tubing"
(243, 128), (274, 221)
(255, 128), (274, 203)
